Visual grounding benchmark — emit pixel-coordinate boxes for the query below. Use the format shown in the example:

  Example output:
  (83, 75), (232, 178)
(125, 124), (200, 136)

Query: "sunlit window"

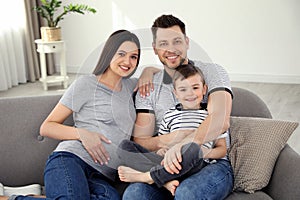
(0, 0), (26, 91)
(0, 0), (25, 30)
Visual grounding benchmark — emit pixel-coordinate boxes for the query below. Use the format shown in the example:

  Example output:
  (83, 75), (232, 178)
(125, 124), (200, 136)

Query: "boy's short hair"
(173, 64), (205, 87)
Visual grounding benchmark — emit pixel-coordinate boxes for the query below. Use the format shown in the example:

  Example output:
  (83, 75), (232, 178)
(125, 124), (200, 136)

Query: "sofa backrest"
(231, 87), (272, 119)
(0, 94), (73, 186)
(0, 87), (272, 186)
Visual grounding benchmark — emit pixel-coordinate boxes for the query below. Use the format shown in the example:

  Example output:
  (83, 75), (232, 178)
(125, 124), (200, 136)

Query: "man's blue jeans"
(14, 151), (120, 200)
(123, 159), (233, 200)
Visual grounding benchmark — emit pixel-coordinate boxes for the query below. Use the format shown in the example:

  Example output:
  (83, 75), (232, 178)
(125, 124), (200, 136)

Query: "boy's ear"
(173, 89), (178, 99)
(203, 84), (207, 95)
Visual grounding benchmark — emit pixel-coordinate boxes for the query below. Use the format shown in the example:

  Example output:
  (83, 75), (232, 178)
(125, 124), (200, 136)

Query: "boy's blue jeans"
(118, 140), (206, 188)
(14, 151), (120, 200)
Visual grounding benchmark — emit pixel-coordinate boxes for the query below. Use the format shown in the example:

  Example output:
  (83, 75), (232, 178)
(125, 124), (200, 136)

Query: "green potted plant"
(33, 0), (97, 41)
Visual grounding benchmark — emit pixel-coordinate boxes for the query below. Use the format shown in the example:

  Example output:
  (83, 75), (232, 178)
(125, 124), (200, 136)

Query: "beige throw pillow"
(228, 116), (298, 193)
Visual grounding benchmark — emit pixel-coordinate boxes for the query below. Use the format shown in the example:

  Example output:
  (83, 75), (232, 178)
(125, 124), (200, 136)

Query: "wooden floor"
(0, 74), (299, 154)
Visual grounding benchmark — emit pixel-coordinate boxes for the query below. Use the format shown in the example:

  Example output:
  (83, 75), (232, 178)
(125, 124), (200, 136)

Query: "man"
(123, 14), (233, 200)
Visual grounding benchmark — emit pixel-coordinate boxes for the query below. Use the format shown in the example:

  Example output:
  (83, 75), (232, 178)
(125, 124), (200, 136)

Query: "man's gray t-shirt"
(135, 60), (233, 135)
(55, 74), (137, 180)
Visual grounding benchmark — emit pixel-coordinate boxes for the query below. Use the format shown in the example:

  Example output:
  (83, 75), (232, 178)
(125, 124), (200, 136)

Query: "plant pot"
(40, 27), (62, 42)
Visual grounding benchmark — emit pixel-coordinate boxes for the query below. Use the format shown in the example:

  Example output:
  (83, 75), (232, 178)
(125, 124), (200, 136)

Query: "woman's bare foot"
(118, 166), (154, 184)
(164, 180), (179, 196)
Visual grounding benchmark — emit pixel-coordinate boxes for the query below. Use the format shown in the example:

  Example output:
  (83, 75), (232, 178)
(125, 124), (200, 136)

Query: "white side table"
(35, 39), (69, 90)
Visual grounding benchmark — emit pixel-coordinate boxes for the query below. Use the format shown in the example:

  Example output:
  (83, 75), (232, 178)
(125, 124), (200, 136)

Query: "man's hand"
(156, 148), (168, 156)
(77, 128), (111, 165)
(161, 143), (183, 174)
(160, 129), (197, 174)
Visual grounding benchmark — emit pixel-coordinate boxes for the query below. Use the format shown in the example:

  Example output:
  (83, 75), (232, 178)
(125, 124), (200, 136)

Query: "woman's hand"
(135, 66), (161, 97)
(77, 128), (111, 165)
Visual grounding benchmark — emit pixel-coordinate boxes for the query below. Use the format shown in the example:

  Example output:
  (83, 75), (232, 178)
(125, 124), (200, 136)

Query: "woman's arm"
(40, 103), (111, 165)
(135, 66), (161, 97)
(40, 103), (78, 140)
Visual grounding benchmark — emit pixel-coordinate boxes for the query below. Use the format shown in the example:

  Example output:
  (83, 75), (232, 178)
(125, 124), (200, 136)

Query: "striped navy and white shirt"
(158, 103), (229, 162)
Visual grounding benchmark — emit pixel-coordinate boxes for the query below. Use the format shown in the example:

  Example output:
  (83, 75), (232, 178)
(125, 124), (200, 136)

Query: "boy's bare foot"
(118, 166), (154, 184)
(0, 196), (8, 200)
(163, 180), (179, 196)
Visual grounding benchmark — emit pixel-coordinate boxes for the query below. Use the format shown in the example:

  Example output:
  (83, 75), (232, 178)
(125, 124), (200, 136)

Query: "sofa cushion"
(226, 191), (273, 200)
(228, 117), (298, 193)
(0, 95), (72, 186)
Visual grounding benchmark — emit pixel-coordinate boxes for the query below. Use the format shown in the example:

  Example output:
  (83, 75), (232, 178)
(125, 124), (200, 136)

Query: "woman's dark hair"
(151, 14), (186, 42)
(93, 30), (141, 76)
(173, 64), (205, 87)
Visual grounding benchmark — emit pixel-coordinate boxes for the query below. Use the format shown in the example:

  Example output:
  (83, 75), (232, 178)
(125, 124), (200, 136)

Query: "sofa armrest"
(265, 144), (300, 199)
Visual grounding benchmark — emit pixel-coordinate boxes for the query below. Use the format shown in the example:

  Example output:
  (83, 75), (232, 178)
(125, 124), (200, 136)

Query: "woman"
(2, 30), (158, 200)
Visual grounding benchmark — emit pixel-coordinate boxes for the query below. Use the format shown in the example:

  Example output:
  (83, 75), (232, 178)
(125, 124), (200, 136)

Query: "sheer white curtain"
(0, 0), (27, 91)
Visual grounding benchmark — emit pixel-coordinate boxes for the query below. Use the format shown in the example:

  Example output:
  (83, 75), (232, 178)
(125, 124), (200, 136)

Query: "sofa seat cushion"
(228, 117), (298, 193)
(226, 191), (272, 200)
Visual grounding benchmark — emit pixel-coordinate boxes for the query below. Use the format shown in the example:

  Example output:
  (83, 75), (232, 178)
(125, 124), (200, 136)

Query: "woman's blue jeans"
(14, 151), (120, 200)
(123, 159), (233, 200)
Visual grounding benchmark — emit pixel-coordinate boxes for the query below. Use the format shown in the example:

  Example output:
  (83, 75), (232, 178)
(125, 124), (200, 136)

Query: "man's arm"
(193, 90), (232, 145)
(133, 112), (186, 152)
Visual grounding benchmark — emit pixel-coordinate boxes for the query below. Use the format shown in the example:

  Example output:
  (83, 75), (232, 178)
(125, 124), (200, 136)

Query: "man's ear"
(185, 36), (190, 50)
(152, 42), (158, 55)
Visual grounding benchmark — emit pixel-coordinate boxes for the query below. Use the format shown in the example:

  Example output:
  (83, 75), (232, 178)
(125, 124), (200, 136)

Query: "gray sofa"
(0, 87), (299, 199)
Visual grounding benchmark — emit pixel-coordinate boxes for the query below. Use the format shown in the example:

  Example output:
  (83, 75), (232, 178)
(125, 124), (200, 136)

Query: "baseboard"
(56, 65), (89, 74)
(229, 73), (300, 84)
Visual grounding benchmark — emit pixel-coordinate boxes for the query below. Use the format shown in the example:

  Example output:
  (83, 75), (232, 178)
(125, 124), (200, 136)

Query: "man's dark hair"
(151, 14), (186, 42)
(173, 64), (205, 87)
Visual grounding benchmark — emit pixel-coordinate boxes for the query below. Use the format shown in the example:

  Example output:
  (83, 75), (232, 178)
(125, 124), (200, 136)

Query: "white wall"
(58, 0), (300, 83)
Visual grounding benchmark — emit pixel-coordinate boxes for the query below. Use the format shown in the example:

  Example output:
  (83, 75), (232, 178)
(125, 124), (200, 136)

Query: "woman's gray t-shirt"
(55, 74), (137, 180)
